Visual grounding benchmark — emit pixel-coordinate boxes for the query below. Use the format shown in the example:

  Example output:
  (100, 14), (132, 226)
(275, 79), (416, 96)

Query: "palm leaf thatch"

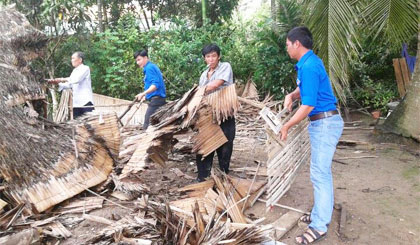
(0, 6), (119, 213)
(88, 198), (271, 244)
(363, 0), (418, 49)
(304, 0), (361, 103)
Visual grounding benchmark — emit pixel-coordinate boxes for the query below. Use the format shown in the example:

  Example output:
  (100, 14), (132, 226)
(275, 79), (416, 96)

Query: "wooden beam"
(393, 58), (406, 97)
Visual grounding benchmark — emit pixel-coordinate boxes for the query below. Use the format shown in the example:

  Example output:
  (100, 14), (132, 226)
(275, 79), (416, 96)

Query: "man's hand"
(279, 124), (290, 141)
(284, 94), (293, 112)
(135, 92), (146, 102)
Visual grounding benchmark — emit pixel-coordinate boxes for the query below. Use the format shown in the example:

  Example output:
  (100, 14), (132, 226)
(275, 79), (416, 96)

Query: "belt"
(309, 110), (339, 121)
(147, 96), (163, 101)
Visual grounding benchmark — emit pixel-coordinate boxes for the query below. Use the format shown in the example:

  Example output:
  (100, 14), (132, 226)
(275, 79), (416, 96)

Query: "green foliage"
(250, 18), (296, 99)
(353, 79), (396, 114)
(156, 0), (240, 27)
(46, 13), (298, 101)
(363, 0), (418, 51)
(349, 34), (400, 113)
(88, 14), (143, 99)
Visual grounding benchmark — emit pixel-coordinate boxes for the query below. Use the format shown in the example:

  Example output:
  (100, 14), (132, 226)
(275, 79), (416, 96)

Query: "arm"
(280, 67), (320, 141)
(280, 105), (314, 141)
(48, 66), (89, 90)
(284, 87), (301, 111)
(135, 85), (157, 102)
(205, 79), (225, 93)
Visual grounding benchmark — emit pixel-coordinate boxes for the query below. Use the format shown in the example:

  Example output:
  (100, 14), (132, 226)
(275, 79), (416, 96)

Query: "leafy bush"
(349, 35), (399, 113)
(353, 79), (396, 114)
(249, 18), (296, 99)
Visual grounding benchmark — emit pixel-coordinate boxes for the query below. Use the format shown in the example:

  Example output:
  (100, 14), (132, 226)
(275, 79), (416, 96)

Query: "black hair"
(287, 26), (313, 49)
(133, 49), (148, 59)
(74, 51), (85, 63)
(201, 44), (221, 57)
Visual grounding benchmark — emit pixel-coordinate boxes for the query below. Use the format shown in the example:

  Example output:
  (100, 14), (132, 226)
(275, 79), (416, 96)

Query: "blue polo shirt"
(143, 61), (166, 100)
(295, 50), (337, 117)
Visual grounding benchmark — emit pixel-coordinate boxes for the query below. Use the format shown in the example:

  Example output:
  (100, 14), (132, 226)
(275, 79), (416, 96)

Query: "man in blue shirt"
(133, 50), (166, 129)
(280, 27), (344, 244)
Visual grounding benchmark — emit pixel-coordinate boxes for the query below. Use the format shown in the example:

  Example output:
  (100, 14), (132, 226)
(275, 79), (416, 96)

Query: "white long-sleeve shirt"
(59, 64), (94, 107)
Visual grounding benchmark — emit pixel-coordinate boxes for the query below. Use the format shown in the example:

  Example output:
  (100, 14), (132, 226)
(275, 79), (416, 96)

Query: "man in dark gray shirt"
(196, 44), (235, 182)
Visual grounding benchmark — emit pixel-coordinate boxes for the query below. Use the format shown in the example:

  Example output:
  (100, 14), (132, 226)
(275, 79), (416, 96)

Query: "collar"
(294, 50), (313, 71)
(206, 61), (222, 73)
(143, 61), (151, 74)
(144, 61), (151, 68)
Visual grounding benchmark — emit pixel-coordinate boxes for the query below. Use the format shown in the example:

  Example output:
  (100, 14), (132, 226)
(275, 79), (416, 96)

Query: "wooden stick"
(215, 195), (249, 224)
(334, 156), (378, 160)
(82, 214), (113, 225)
(75, 184), (133, 211)
(242, 161), (261, 213)
(121, 102), (143, 130)
(119, 98), (140, 121)
(72, 103), (138, 108)
(257, 199), (309, 215)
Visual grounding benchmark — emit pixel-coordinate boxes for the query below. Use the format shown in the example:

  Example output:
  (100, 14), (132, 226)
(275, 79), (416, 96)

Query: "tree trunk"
(381, 20), (420, 141)
(97, 0), (104, 32)
(202, 0), (207, 25)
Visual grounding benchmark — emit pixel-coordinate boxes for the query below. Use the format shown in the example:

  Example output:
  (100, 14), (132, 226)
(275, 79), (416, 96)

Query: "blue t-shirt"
(295, 50), (337, 117)
(143, 61), (166, 100)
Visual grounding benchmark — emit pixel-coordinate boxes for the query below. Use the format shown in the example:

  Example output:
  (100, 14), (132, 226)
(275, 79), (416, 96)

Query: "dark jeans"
(73, 101), (94, 119)
(196, 117), (236, 180)
(144, 96), (166, 129)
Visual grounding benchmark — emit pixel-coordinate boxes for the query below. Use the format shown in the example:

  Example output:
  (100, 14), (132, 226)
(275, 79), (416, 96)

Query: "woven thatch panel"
(264, 106), (310, 209)
(93, 93), (147, 125)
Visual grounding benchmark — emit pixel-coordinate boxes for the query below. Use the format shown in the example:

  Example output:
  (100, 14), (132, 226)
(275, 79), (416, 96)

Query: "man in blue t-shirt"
(133, 50), (166, 129)
(280, 27), (344, 244)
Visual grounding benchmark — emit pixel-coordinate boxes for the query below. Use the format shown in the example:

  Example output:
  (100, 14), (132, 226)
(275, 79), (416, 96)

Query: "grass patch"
(402, 166), (420, 180)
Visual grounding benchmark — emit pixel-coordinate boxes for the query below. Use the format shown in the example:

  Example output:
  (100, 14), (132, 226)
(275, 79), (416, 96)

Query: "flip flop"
(299, 213), (311, 224)
(295, 227), (327, 244)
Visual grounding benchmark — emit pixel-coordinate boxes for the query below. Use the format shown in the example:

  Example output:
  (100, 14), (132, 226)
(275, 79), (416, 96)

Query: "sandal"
(295, 227), (326, 244)
(299, 213), (311, 224)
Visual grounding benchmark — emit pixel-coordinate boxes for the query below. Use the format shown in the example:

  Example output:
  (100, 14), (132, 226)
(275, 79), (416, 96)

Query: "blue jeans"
(308, 114), (343, 232)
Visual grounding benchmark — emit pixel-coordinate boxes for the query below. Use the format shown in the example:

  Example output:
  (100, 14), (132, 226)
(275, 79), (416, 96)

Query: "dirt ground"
(244, 112), (420, 245)
(53, 112), (419, 245)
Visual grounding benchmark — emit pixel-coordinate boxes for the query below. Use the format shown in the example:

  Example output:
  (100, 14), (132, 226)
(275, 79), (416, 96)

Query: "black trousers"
(196, 117), (236, 179)
(73, 101), (94, 119)
(144, 96), (166, 129)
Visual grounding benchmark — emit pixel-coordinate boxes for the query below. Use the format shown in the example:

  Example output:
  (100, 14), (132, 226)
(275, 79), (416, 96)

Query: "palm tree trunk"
(381, 20), (420, 141)
(97, 0), (104, 32)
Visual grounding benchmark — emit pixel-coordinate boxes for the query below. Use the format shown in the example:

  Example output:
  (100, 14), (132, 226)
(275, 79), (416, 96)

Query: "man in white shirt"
(48, 51), (94, 118)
